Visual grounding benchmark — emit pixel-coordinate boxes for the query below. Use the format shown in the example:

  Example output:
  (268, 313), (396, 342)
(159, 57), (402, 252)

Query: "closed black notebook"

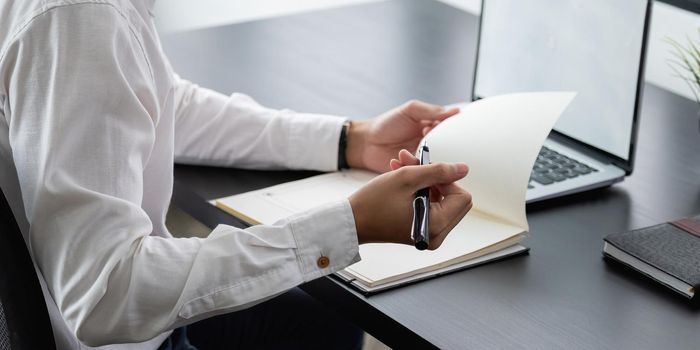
(603, 215), (700, 300)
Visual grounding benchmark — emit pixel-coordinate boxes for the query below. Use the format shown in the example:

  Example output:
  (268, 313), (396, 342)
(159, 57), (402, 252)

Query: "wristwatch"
(338, 121), (351, 170)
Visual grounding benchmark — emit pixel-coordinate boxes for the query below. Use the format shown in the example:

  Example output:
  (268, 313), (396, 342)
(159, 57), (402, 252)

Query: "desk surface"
(161, 1), (700, 348)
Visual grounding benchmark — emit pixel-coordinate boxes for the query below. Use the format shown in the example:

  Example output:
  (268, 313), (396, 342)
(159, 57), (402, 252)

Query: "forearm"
(172, 76), (345, 171)
(59, 201), (359, 345)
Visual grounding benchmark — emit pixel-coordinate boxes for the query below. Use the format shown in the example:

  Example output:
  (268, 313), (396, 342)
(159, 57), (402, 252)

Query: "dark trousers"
(159, 287), (363, 350)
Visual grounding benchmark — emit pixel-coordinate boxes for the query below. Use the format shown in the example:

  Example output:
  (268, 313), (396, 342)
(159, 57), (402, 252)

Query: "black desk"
(161, 1), (700, 348)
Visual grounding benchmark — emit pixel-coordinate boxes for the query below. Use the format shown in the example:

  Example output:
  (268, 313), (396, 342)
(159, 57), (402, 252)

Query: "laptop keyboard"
(528, 146), (598, 188)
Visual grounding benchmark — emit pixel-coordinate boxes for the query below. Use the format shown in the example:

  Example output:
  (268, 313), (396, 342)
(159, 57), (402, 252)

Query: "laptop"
(472, 0), (651, 203)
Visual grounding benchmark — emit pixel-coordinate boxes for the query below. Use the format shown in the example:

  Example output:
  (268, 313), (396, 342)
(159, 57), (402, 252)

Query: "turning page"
(216, 92), (575, 286)
(427, 92), (576, 230)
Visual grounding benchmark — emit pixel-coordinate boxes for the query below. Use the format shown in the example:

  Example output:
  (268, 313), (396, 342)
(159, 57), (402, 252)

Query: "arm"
(172, 76), (344, 171)
(4, 5), (358, 345)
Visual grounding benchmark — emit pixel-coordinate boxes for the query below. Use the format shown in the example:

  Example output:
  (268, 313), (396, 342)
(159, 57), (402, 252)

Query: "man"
(0, 0), (472, 349)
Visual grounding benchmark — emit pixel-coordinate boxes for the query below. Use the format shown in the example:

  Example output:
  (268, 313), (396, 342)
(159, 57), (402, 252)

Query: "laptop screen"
(473, 0), (648, 161)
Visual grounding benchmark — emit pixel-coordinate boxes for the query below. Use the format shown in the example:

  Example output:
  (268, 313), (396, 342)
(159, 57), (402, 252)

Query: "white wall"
(153, 0), (385, 34)
(155, 0), (700, 101)
(437, 0), (481, 14)
(153, 0), (481, 33)
(647, 2), (700, 101)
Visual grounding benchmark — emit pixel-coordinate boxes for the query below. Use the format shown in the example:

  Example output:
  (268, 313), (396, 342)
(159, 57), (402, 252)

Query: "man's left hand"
(345, 100), (460, 172)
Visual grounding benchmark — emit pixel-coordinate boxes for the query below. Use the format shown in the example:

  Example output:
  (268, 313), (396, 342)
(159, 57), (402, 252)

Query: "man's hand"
(349, 158), (472, 250)
(346, 100), (460, 172)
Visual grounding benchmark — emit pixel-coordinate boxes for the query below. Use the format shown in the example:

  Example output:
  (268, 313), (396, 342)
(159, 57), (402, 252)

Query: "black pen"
(412, 140), (430, 250)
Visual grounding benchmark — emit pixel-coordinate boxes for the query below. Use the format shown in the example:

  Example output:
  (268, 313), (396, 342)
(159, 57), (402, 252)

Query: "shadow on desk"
(527, 186), (631, 214)
(528, 187), (700, 310)
(603, 258), (700, 310)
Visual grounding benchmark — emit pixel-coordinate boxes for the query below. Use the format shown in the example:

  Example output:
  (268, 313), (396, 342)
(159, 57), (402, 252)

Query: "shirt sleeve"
(4, 4), (359, 346)
(172, 75), (346, 171)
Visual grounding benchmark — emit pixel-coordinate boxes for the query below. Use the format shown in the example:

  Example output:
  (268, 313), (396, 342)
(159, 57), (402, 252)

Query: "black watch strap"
(338, 122), (351, 170)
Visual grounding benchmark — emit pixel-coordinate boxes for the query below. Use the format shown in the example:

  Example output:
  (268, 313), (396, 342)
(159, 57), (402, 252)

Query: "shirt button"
(317, 256), (330, 268)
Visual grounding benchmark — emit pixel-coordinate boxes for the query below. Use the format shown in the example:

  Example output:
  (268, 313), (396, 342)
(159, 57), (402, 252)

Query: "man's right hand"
(349, 153), (472, 250)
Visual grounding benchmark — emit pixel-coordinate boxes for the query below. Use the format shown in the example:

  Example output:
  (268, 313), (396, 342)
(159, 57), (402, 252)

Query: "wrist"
(346, 120), (370, 169)
(348, 195), (369, 244)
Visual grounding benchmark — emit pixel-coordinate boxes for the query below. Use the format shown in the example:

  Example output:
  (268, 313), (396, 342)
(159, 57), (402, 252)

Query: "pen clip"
(418, 197), (429, 232)
(417, 140), (430, 166)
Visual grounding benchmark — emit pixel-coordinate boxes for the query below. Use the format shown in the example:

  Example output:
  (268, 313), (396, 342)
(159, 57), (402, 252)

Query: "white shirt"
(0, 1), (360, 349)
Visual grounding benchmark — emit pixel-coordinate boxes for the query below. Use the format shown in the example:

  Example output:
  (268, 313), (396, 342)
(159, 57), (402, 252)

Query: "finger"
(432, 184), (450, 202)
(422, 120), (447, 136)
(428, 187), (472, 249)
(428, 183), (446, 202)
(389, 158), (403, 171)
(419, 120), (444, 127)
(429, 203), (470, 250)
(399, 162), (469, 190)
(398, 149), (419, 166)
(435, 184), (472, 218)
(429, 185), (443, 202)
(403, 101), (460, 122)
(437, 107), (460, 121)
(435, 182), (468, 197)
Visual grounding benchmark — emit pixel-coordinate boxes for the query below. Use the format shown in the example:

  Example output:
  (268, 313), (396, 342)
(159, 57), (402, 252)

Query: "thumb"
(427, 182), (472, 249)
(401, 162), (468, 190)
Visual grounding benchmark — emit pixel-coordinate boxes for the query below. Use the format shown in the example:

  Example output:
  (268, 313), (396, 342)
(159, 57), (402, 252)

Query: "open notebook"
(216, 92), (575, 293)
